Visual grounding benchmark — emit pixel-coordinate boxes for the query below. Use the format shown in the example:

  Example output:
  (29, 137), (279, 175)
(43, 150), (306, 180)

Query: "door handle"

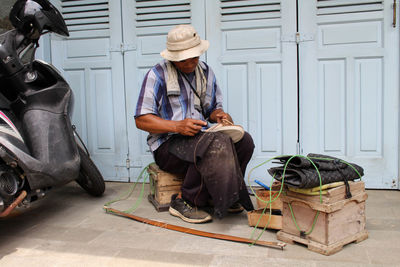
(393, 0), (397, 28)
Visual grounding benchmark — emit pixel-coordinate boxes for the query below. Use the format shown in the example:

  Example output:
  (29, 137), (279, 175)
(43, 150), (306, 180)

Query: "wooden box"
(147, 163), (183, 212)
(255, 189), (283, 210)
(247, 188), (283, 230)
(247, 209), (282, 230)
(277, 181), (368, 255)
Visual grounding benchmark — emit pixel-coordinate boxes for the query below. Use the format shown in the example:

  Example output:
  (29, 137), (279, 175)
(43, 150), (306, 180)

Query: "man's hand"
(175, 118), (207, 136)
(210, 109), (233, 124)
(135, 114), (206, 135)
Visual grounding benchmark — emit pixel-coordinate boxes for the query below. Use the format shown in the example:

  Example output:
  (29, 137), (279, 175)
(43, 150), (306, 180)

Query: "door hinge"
(281, 32), (314, 44)
(296, 142), (302, 155)
(126, 158), (131, 169)
(110, 43), (136, 55)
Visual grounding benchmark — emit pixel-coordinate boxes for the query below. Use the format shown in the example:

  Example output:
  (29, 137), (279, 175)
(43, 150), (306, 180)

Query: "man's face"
(172, 57), (199, 74)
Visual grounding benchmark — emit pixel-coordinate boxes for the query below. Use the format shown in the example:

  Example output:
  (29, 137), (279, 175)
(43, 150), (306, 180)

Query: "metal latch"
(281, 33), (314, 44)
(110, 43), (136, 55)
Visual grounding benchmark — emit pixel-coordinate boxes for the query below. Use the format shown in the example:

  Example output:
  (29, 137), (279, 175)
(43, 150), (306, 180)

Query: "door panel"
(299, 0), (399, 188)
(51, 0), (129, 181)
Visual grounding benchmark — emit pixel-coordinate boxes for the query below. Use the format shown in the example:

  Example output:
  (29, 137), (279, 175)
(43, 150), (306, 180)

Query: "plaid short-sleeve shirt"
(135, 60), (223, 152)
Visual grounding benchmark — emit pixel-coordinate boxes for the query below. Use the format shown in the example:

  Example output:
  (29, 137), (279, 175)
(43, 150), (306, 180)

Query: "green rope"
(104, 163), (155, 214)
(283, 155), (323, 236)
(288, 200), (320, 236)
(249, 178), (274, 242)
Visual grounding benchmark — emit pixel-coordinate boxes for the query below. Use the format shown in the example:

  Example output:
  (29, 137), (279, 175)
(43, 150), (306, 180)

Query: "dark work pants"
(153, 131), (255, 218)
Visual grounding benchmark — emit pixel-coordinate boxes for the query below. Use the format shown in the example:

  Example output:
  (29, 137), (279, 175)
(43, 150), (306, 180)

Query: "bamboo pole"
(104, 206), (286, 250)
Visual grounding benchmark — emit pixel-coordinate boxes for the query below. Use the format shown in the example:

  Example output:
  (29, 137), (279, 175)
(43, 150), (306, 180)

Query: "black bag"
(268, 153), (364, 198)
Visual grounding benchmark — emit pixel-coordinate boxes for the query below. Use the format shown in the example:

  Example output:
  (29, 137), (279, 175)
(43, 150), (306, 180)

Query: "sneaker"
(228, 202), (244, 213)
(169, 194), (212, 224)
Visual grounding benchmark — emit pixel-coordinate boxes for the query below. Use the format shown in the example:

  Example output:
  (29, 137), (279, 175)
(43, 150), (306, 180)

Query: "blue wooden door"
(50, 0), (130, 181)
(299, 0), (399, 189)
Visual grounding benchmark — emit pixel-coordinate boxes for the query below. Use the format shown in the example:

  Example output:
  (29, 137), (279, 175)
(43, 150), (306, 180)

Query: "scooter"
(0, 0), (105, 217)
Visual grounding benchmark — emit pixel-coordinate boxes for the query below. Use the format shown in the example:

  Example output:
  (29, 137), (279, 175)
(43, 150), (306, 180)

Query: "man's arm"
(209, 109), (233, 124)
(135, 114), (207, 136)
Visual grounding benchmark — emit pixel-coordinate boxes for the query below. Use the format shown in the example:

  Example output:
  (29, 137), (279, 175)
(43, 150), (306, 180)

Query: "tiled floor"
(0, 182), (399, 266)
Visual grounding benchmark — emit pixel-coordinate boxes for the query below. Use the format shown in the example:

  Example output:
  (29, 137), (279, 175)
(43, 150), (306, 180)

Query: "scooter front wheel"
(76, 147), (105, 197)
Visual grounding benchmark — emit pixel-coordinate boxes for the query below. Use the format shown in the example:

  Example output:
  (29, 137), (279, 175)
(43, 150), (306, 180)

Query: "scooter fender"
(0, 131), (80, 190)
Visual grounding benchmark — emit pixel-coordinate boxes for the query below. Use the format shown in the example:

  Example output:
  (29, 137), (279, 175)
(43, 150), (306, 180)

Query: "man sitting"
(135, 25), (254, 223)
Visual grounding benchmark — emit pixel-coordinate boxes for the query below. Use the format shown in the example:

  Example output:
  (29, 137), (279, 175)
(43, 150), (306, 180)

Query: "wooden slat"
(317, 0), (384, 16)
(317, 0), (383, 8)
(65, 17), (109, 25)
(136, 18), (191, 28)
(135, 0), (191, 30)
(136, 5), (190, 14)
(221, 0), (280, 8)
(64, 10), (109, 19)
(220, 0), (281, 23)
(221, 12), (280, 22)
(317, 4), (384, 15)
(63, 4), (108, 13)
(222, 5), (281, 15)
(135, 0), (190, 8)
(67, 24), (109, 31)
(68, 29), (110, 39)
(316, 10), (383, 23)
(62, 0), (108, 7)
(137, 11), (191, 21)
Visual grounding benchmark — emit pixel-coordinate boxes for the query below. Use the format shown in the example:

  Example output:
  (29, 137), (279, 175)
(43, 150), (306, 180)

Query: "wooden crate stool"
(147, 163), (183, 212)
(277, 181), (368, 255)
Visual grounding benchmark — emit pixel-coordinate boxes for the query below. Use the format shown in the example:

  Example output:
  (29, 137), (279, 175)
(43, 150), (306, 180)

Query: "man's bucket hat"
(161, 24), (209, 62)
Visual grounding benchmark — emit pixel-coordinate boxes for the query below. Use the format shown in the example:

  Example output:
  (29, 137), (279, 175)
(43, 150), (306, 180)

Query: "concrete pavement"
(0, 182), (399, 266)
